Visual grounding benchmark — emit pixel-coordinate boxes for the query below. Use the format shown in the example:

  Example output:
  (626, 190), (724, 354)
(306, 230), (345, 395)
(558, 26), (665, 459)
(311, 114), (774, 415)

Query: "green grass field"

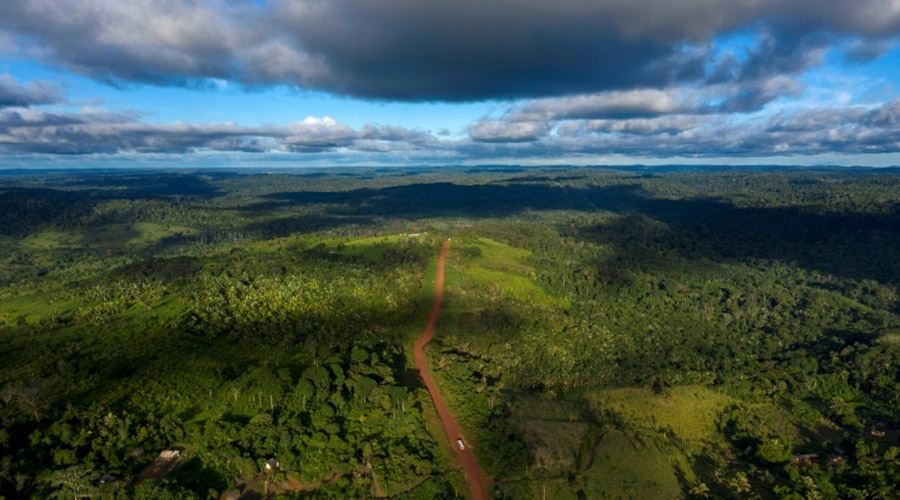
(580, 428), (694, 500)
(19, 223), (197, 251)
(585, 385), (736, 445)
(447, 236), (561, 307)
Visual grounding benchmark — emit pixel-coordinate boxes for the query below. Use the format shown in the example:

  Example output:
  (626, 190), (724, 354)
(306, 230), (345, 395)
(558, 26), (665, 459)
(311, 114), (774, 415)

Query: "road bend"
(414, 240), (491, 500)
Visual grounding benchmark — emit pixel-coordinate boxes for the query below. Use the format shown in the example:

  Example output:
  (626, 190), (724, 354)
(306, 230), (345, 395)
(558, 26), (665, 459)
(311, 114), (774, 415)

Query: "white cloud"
(469, 120), (552, 142)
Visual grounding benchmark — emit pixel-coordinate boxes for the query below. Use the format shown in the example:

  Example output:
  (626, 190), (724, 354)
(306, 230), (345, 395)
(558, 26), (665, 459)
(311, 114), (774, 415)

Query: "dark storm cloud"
(1, 0), (899, 100)
(0, 0), (244, 86)
(269, 0), (712, 100)
(0, 74), (63, 108)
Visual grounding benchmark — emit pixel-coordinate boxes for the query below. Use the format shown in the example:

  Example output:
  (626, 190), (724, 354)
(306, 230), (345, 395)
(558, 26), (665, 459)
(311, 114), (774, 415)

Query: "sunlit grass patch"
(19, 223), (197, 251)
(448, 236), (560, 306)
(20, 230), (78, 249)
(585, 385), (736, 445)
(580, 428), (694, 500)
(128, 222), (197, 247)
(0, 291), (78, 325)
(331, 233), (415, 260)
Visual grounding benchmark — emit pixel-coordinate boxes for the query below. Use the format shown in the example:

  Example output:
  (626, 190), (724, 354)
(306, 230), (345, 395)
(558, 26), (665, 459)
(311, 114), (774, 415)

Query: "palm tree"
(728, 472), (751, 494)
(689, 482), (710, 498)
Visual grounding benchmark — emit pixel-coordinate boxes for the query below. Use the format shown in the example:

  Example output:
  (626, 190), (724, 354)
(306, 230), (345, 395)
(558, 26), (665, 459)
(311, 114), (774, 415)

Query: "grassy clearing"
(580, 428), (694, 500)
(448, 236), (559, 307)
(19, 223), (198, 251)
(0, 291), (79, 325)
(509, 395), (590, 471)
(242, 233), (431, 261)
(127, 222), (197, 246)
(333, 234), (418, 260)
(20, 230), (76, 250)
(585, 385), (736, 445)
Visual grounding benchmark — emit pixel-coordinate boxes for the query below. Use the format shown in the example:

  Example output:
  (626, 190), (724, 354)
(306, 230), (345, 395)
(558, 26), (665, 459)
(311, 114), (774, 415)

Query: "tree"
(755, 439), (792, 465)
(133, 479), (200, 500)
(688, 482), (710, 498)
(354, 377), (377, 401)
(0, 456), (12, 490)
(46, 465), (96, 500)
(1, 378), (52, 421)
(728, 472), (751, 495)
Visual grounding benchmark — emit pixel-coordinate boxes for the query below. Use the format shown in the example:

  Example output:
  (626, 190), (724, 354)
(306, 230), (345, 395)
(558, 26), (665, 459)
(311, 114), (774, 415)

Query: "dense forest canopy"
(1, 165), (900, 499)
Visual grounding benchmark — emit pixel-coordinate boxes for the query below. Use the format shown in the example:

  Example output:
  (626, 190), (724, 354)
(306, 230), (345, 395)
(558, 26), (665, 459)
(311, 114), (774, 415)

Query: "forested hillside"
(1, 166), (899, 499)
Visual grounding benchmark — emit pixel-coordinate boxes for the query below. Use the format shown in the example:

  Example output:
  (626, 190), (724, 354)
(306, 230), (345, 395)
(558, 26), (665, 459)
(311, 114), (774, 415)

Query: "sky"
(1, 0), (900, 168)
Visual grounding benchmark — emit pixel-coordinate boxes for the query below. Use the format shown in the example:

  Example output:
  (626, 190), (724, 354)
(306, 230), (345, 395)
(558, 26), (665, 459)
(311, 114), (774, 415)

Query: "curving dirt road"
(414, 240), (491, 500)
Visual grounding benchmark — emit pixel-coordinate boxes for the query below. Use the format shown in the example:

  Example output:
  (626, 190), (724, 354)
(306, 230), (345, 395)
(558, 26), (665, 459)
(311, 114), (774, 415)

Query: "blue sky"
(0, 58), (487, 133)
(1, 0), (900, 167)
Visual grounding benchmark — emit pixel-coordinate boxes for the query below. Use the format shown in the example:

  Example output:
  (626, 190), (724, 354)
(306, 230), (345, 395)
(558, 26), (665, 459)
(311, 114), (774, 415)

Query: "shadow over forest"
(251, 182), (900, 286)
(57, 172), (224, 199)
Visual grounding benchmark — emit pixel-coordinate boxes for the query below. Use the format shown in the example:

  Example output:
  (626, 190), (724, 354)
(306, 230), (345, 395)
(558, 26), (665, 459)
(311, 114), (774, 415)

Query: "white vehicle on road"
(457, 437), (465, 450)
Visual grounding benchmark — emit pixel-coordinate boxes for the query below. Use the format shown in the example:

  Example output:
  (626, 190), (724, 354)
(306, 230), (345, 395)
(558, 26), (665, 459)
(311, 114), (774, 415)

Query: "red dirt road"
(414, 240), (491, 500)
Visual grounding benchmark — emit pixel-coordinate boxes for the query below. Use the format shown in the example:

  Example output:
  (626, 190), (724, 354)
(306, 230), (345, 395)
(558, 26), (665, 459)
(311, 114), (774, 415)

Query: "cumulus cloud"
(4, 98), (900, 159)
(865, 98), (900, 126)
(0, 108), (444, 156)
(469, 120), (552, 143)
(0, 74), (63, 108)
(557, 115), (707, 136)
(359, 124), (434, 144)
(0, 109), (267, 154)
(282, 117), (357, 152)
(506, 98), (900, 158)
(507, 77), (804, 122)
(1, 0), (898, 100)
(509, 89), (687, 121)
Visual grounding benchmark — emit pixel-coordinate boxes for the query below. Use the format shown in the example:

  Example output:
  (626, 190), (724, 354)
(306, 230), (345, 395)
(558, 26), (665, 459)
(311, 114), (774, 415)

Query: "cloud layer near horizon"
(3, 71), (900, 160)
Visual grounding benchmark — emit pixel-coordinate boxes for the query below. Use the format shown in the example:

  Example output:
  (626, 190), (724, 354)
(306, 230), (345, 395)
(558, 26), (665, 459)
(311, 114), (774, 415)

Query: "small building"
(264, 458), (280, 471)
(828, 455), (848, 466)
(159, 449), (181, 460)
(792, 454), (819, 467)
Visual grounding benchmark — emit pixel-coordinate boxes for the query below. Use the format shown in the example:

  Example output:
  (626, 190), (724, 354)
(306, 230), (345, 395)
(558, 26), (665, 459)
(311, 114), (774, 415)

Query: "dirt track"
(414, 240), (491, 500)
